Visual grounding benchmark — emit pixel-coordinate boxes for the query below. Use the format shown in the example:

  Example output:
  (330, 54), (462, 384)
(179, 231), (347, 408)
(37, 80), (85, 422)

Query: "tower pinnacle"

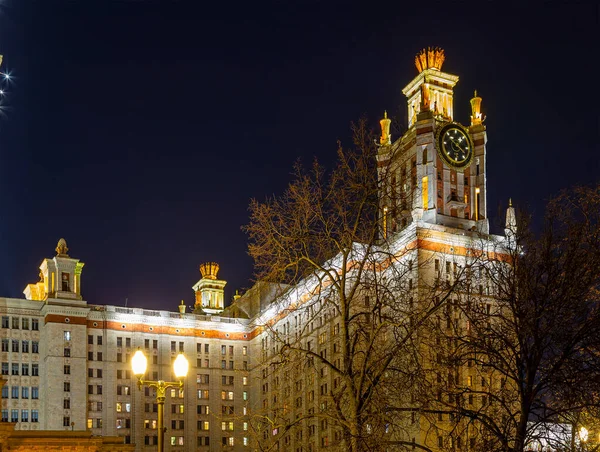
(379, 111), (391, 145)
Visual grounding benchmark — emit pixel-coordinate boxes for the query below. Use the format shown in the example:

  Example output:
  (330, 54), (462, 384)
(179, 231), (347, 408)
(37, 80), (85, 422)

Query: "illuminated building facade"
(3, 243), (253, 451)
(0, 49), (511, 451)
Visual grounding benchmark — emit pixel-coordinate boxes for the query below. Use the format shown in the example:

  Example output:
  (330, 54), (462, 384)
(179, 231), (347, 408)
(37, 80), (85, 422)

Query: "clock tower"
(378, 48), (489, 236)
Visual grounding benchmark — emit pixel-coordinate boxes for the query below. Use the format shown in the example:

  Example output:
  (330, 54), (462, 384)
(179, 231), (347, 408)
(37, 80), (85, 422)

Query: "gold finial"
(379, 110), (392, 145)
(55, 238), (69, 256)
(470, 90), (483, 126)
(509, 198), (512, 207)
(199, 262), (220, 280)
(233, 289), (241, 301)
(415, 47), (445, 73)
(178, 300), (186, 314)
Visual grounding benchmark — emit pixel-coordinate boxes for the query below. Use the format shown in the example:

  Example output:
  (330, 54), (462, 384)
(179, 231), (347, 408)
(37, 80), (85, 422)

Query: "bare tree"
(425, 185), (600, 452)
(243, 119), (465, 452)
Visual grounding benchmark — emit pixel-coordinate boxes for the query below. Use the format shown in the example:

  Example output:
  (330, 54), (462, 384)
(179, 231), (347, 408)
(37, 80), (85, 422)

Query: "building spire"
(505, 198), (517, 243)
(470, 90), (483, 126)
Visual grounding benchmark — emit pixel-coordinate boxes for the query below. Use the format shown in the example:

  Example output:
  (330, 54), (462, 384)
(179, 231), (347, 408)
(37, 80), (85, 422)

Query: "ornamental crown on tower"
(415, 47), (445, 73)
(199, 262), (220, 280)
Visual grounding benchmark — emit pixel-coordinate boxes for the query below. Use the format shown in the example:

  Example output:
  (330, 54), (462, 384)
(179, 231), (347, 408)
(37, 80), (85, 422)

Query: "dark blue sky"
(0, 1), (597, 310)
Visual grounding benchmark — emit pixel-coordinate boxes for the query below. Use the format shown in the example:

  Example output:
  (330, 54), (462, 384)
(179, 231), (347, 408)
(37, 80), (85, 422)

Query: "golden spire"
(178, 300), (186, 314)
(509, 198), (513, 207)
(379, 110), (391, 145)
(55, 238), (69, 257)
(415, 47), (445, 73)
(470, 89), (483, 126)
(199, 262), (220, 280)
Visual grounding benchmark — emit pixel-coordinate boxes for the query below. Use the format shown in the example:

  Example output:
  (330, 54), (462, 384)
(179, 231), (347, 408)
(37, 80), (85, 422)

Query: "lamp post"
(132, 349), (189, 452)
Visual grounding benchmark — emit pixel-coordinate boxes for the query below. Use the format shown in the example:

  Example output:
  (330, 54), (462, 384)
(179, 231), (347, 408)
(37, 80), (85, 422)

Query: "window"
(198, 390), (209, 400)
(1, 386), (7, 399)
(204, 344), (209, 353)
(170, 436), (184, 446)
(221, 345), (226, 355)
(221, 421), (234, 431)
(242, 346), (247, 356)
(32, 387), (39, 399)
(221, 391), (234, 401)
(12, 364), (19, 375)
(153, 340), (158, 349)
(12, 317), (19, 329)
(1, 339), (7, 352)
(1, 363), (7, 376)
(97, 385), (103, 395)
(11, 386), (19, 399)
(171, 341), (176, 352)
(22, 341), (29, 353)
(1, 317), (8, 328)
(64, 331), (71, 341)
(21, 410), (28, 422)
(32, 341), (39, 353)
(97, 336), (103, 345)
(64, 365), (70, 375)
(22, 318), (29, 330)
(64, 399), (71, 409)
(32, 318), (39, 330)
(144, 339), (150, 349)
(12, 340), (19, 352)
(97, 352), (103, 361)
(64, 348), (71, 357)
(32, 364), (39, 376)
(179, 341), (184, 352)
(0, 410), (6, 422)
(31, 410), (39, 423)
(11, 409), (19, 423)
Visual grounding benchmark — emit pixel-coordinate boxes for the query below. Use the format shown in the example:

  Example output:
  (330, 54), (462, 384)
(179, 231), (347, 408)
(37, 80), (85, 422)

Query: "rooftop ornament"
(415, 47), (445, 73)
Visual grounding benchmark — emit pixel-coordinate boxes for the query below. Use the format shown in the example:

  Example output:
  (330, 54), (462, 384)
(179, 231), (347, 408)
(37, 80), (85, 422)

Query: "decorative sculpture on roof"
(199, 262), (220, 280)
(55, 238), (69, 256)
(415, 47), (445, 73)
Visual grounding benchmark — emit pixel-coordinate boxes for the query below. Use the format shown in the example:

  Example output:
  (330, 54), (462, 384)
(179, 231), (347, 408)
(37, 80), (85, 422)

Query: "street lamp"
(132, 349), (189, 452)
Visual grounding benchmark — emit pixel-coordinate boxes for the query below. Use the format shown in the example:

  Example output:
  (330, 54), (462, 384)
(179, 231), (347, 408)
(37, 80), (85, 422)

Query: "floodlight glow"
(580, 427), (589, 442)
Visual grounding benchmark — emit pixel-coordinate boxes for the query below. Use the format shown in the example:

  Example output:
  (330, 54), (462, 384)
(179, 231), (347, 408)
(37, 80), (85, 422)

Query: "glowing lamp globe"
(173, 353), (189, 379)
(580, 427), (589, 442)
(131, 349), (148, 377)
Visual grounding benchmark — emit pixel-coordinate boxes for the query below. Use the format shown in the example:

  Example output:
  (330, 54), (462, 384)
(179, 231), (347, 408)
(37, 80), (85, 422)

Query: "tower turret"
(23, 238), (85, 303)
(192, 262), (226, 315)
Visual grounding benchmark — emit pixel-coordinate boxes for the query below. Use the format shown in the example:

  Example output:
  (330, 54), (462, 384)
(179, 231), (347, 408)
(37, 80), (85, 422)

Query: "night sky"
(0, 1), (597, 311)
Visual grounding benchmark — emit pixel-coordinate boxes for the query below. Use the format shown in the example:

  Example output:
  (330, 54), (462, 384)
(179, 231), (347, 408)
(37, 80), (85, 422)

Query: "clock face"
(436, 123), (474, 169)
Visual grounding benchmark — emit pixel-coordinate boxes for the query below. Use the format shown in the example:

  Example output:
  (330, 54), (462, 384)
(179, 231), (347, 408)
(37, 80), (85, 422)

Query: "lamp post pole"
(136, 378), (183, 452)
(132, 350), (189, 452)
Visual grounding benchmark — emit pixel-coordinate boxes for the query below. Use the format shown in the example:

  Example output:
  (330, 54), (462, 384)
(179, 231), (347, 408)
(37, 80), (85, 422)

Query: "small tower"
(23, 238), (85, 303)
(192, 262), (226, 315)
